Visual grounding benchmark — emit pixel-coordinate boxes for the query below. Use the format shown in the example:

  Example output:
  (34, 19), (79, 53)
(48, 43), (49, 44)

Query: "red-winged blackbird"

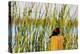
(49, 28), (60, 38)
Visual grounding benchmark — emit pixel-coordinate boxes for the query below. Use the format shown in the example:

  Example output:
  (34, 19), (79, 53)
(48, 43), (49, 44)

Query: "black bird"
(49, 28), (60, 38)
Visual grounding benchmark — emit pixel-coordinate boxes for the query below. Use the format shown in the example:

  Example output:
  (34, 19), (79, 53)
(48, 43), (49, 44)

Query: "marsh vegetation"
(9, 1), (78, 53)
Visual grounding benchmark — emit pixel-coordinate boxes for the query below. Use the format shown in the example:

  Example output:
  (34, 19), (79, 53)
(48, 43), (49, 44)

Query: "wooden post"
(48, 35), (64, 51)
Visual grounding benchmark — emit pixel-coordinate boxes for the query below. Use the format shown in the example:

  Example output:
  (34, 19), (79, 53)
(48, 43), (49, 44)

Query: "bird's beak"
(49, 35), (52, 38)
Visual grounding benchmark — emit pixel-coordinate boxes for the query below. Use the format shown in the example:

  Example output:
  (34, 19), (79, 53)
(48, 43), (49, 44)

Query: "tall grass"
(10, 2), (78, 53)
